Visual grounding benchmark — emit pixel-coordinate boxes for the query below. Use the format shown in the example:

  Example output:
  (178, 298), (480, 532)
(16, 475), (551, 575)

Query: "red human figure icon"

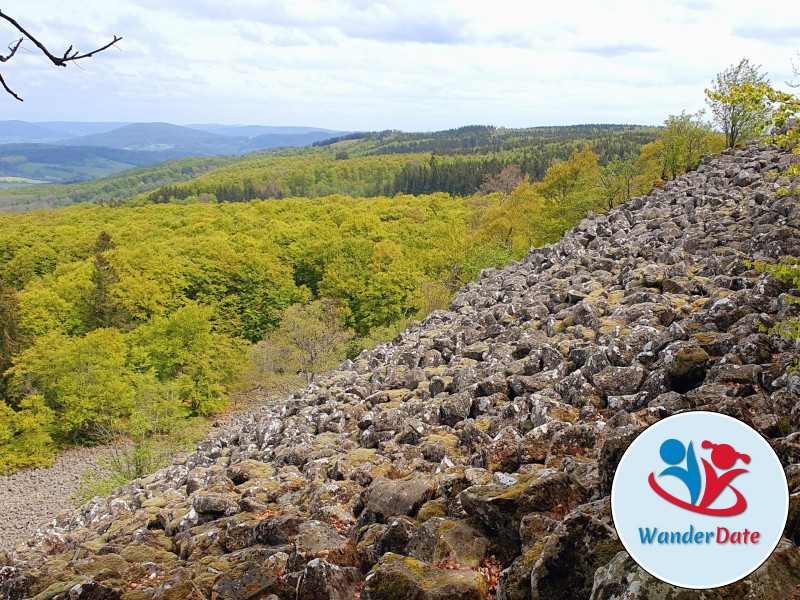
(698, 441), (750, 511)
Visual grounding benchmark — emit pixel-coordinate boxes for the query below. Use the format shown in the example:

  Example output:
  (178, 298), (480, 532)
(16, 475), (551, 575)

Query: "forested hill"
(136, 124), (658, 205)
(0, 124), (660, 211)
(315, 124), (656, 160)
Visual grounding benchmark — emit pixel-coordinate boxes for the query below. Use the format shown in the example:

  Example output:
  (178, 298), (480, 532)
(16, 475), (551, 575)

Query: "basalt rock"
(362, 553), (489, 600)
(4, 139), (800, 600)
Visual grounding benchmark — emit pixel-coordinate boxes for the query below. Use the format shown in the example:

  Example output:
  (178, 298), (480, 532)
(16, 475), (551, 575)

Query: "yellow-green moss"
(417, 499), (448, 522)
(100, 513), (134, 542)
(550, 405), (579, 424)
(425, 432), (459, 449)
(423, 366), (448, 378)
(345, 448), (377, 466)
(312, 432), (340, 451)
(122, 590), (152, 600)
(81, 540), (104, 553)
(522, 542), (546, 567)
(75, 553), (129, 577)
(119, 544), (178, 566)
(141, 497), (167, 509)
(468, 473), (539, 501)
(594, 538), (625, 567)
(475, 416), (493, 433)
(32, 580), (82, 600)
(598, 318), (628, 335)
(606, 290), (625, 307)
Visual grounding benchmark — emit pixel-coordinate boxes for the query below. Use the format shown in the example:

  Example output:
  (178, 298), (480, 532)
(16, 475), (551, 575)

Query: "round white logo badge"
(611, 411), (789, 589)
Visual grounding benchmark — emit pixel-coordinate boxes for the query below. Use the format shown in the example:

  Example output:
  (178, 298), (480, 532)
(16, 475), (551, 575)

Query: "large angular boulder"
(365, 477), (434, 522)
(210, 561), (291, 600)
(297, 558), (363, 600)
(362, 553), (489, 600)
(530, 512), (621, 600)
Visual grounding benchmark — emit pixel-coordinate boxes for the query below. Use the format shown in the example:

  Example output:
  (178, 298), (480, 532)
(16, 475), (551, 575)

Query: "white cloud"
(0, 0), (798, 129)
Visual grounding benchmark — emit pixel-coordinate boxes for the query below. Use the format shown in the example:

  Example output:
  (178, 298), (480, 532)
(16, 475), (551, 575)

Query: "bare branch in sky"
(0, 9), (121, 101)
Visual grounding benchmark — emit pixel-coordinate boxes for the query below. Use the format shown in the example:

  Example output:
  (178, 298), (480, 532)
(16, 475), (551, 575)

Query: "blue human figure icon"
(658, 438), (701, 505)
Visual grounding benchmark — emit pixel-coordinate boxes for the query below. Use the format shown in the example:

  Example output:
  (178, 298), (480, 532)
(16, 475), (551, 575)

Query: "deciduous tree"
(478, 164), (524, 198)
(705, 58), (771, 148)
(537, 147), (600, 205)
(599, 159), (636, 209)
(0, 281), (26, 403)
(264, 300), (352, 383)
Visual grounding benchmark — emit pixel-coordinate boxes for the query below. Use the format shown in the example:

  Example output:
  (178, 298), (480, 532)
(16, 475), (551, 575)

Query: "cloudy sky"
(1, 1), (798, 131)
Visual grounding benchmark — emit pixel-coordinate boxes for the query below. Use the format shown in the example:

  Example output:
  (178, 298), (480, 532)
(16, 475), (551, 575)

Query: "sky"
(1, 0), (799, 131)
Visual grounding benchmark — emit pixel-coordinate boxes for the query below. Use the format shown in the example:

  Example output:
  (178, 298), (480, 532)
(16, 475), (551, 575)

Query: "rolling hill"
(58, 122), (348, 154)
(0, 121), (69, 144)
(0, 144), (182, 187)
(0, 124), (661, 211)
(58, 122), (248, 155)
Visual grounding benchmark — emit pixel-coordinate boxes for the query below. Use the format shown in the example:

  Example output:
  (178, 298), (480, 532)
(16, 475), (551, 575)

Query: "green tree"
(86, 232), (129, 330)
(264, 300), (352, 383)
(537, 147), (600, 205)
(705, 58), (772, 148)
(659, 111), (723, 180)
(128, 303), (246, 416)
(8, 328), (134, 442)
(599, 159), (636, 209)
(0, 395), (55, 473)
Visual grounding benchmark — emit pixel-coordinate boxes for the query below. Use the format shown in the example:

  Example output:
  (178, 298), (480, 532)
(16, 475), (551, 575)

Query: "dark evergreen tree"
(87, 232), (128, 329)
(0, 282), (26, 405)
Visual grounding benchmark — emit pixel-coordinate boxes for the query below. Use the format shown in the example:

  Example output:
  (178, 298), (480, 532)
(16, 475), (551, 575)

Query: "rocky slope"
(2, 138), (800, 600)
(0, 447), (111, 550)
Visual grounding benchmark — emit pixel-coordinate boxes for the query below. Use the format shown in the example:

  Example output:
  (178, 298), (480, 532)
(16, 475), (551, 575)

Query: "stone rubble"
(2, 138), (800, 599)
(0, 446), (111, 551)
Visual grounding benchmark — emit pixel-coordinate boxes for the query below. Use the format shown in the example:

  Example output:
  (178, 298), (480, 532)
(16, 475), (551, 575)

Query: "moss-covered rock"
(210, 560), (291, 600)
(529, 511), (617, 600)
(406, 518), (490, 568)
(665, 345), (710, 392)
(362, 553), (488, 600)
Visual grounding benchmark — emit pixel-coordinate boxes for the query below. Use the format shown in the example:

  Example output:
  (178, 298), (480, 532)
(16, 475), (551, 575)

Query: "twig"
(0, 72), (21, 101)
(0, 10), (121, 66)
(0, 37), (22, 62)
(0, 9), (121, 100)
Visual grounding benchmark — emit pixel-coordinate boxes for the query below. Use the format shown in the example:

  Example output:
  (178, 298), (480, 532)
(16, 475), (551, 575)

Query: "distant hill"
(0, 144), (181, 186)
(0, 121), (348, 157)
(0, 121), (68, 144)
(36, 121), (132, 137)
(58, 122), (248, 155)
(187, 124), (344, 138)
(247, 130), (351, 149)
(55, 122), (347, 155)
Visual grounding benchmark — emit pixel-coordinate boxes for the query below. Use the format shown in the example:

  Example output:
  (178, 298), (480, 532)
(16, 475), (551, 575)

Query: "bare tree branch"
(0, 72), (21, 101)
(0, 37), (22, 62)
(0, 9), (121, 101)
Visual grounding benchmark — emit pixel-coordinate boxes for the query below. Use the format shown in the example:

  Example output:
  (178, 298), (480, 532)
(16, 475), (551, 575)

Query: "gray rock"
(366, 477), (434, 521)
(211, 561), (290, 600)
(362, 553), (488, 600)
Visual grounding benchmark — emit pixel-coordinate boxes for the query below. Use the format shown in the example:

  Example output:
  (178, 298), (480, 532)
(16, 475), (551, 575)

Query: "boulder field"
(2, 138), (800, 599)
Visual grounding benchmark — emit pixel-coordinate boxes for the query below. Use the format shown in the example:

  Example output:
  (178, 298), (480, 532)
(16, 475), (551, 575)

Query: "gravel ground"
(0, 391), (273, 551)
(0, 445), (112, 551)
